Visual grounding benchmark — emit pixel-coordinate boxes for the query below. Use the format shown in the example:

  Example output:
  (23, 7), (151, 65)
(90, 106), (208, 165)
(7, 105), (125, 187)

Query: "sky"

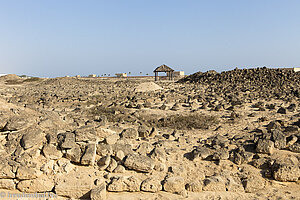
(0, 0), (300, 77)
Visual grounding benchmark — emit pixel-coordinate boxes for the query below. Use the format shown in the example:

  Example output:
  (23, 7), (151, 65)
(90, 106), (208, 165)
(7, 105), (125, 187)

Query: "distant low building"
(0, 74), (7, 77)
(115, 73), (127, 78)
(75, 75), (81, 78)
(173, 71), (184, 77)
(284, 67), (300, 72)
(294, 67), (300, 72)
(88, 74), (97, 78)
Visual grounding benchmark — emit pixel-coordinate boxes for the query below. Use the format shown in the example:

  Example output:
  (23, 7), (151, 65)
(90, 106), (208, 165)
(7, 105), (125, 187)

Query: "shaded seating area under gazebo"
(153, 64), (174, 81)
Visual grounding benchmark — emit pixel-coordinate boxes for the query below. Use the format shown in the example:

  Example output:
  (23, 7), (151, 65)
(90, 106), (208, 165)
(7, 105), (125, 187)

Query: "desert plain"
(0, 67), (299, 199)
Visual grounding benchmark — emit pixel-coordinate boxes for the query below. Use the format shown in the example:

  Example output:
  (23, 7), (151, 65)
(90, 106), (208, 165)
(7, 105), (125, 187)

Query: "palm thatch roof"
(154, 64), (174, 72)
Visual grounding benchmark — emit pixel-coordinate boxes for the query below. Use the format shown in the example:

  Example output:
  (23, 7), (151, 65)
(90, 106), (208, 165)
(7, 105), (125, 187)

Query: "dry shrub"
(156, 114), (218, 129)
(23, 77), (41, 82)
(90, 105), (135, 123)
(5, 80), (23, 85)
(5, 77), (41, 85)
(138, 113), (219, 130)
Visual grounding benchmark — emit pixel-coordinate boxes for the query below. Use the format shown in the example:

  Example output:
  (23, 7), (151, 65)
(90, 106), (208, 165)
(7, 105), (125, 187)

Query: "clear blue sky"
(0, 0), (299, 77)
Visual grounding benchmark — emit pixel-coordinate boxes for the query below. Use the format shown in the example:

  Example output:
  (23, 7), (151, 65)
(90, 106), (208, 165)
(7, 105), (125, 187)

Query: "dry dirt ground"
(0, 70), (299, 200)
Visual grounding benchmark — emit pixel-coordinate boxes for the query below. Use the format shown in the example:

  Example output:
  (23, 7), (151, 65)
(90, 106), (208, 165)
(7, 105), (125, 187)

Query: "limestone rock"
(17, 175), (54, 192)
(141, 177), (162, 193)
(90, 179), (106, 200)
(55, 169), (96, 198)
(21, 129), (43, 150)
(65, 144), (82, 163)
(42, 144), (63, 160)
(121, 128), (138, 139)
(16, 166), (41, 180)
(105, 133), (119, 145)
(186, 180), (202, 192)
(202, 176), (226, 192)
(97, 156), (111, 171)
(124, 154), (154, 173)
(272, 155), (300, 182)
(0, 164), (15, 179)
(107, 176), (141, 192)
(256, 139), (275, 154)
(163, 176), (185, 194)
(0, 179), (15, 190)
(106, 158), (118, 172)
(81, 143), (97, 166)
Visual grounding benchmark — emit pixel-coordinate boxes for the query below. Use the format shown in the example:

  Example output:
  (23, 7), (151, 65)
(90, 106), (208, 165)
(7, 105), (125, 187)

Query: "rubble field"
(0, 67), (300, 200)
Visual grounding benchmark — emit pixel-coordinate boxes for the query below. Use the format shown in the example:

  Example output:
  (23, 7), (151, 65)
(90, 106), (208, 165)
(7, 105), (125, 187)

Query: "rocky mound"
(134, 82), (163, 92)
(178, 67), (300, 85)
(0, 74), (21, 81)
(178, 67), (300, 99)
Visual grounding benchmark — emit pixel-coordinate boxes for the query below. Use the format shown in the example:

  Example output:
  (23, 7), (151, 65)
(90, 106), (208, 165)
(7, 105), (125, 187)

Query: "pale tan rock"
(81, 143), (97, 166)
(141, 177), (162, 193)
(90, 179), (106, 200)
(0, 164), (15, 179)
(107, 176), (141, 192)
(17, 175), (54, 192)
(124, 153), (154, 173)
(0, 179), (15, 190)
(54, 169), (96, 198)
(16, 166), (41, 180)
(186, 180), (202, 192)
(42, 144), (63, 160)
(163, 176), (185, 194)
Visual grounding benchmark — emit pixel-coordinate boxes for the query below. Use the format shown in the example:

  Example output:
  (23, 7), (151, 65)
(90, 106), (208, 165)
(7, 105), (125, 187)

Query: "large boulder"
(81, 143), (97, 166)
(202, 176), (226, 192)
(0, 163), (15, 179)
(16, 166), (41, 180)
(107, 176), (141, 192)
(0, 179), (15, 190)
(17, 175), (54, 192)
(121, 128), (138, 139)
(90, 179), (106, 200)
(42, 144), (63, 160)
(272, 155), (300, 182)
(256, 139), (275, 154)
(55, 168), (96, 198)
(21, 129), (44, 150)
(124, 154), (154, 173)
(163, 176), (185, 194)
(141, 177), (162, 193)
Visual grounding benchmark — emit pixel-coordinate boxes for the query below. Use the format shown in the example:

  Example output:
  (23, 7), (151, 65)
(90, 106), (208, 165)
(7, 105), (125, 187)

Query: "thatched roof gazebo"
(153, 64), (174, 81)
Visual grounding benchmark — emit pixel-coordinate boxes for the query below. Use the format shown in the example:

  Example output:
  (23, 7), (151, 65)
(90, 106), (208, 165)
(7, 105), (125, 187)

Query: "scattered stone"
(113, 165), (126, 173)
(105, 133), (119, 145)
(21, 129), (43, 149)
(272, 155), (300, 182)
(81, 143), (97, 166)
(202, 176), (226, 191)
(106, 158), (118, 172)
(186, 180), (202, 192)
(141, 177), (162, 193)
(256, 139), (275, 154)
(42, 144), (63, 160)
(163, 176), (185, 194)
(107, 176), (141, 192)
(65, 144), (82, 163)
(0, 179), (15, 190)
(121, 128), (138, 139)
(90, 179), (106, 200)
(17, 175), (54, 192)
(124, 154), (154, 173)
(16, 166), (41, 180)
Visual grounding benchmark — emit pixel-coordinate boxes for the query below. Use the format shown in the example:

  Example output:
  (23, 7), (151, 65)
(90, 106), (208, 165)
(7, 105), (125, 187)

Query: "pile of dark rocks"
(178, 67), (300, 99)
